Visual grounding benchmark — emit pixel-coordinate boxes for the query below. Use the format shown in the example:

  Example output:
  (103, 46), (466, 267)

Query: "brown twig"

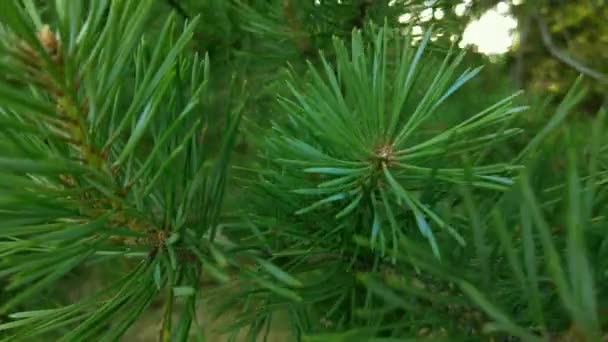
(283, 0), (312, 54)
(514, 15), (530, 88)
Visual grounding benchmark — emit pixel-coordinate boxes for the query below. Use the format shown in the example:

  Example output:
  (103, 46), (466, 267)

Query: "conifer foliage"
(263, 26), (525, 260)
(0, 1), (238, 340)
(0, 0), (606, 341)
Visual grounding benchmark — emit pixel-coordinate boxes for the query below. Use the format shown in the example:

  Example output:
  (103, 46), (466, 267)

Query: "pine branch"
(0, 1), (605, 341)
(12, 25), (163, 247)
(0, 1), (240, 339)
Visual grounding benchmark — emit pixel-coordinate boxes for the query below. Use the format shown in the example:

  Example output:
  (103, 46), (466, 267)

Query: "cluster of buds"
(374, 143), (396, 169)
(14, 24), (62, 69)
(8, 24), (64, 99)
(36, 24), (61, 61)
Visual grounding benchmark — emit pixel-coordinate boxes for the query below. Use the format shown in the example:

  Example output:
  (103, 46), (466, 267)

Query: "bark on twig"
(283, 0), (312, 54)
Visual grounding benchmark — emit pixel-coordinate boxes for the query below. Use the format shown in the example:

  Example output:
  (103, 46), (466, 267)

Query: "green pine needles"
(0, 1), (606, 341)
(263, 26), (525, 260)
(0, 1), (238, 340)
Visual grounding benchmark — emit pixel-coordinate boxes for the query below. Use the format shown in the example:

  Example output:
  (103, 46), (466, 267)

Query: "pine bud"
(37, 24), (61, 62)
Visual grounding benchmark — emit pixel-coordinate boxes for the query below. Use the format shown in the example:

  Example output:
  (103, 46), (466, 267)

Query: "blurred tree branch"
(536, 15), (607, 84)
(282, 0), (312, 54)
(515, 15), (531, 88)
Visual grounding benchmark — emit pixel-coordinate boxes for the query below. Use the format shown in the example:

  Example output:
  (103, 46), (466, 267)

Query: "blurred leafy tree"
(464, 0), (607, 111)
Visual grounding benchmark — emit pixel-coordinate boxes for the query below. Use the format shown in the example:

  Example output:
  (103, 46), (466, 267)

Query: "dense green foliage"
(0, 0), (606, 341)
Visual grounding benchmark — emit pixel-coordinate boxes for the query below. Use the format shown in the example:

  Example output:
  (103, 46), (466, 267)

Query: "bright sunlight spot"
(434, 8), (445, 20)
(459, 2), (518, 55)
(398, 13), (412, 24)
(454, 3), (467, 17)
(398, 0), (518, 56)
(420, 8), (434, 22)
